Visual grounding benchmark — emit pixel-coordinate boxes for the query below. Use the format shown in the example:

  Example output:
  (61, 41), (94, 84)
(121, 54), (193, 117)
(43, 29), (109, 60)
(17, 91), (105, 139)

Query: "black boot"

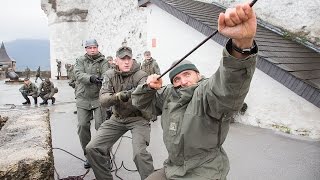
(34, 97), (38, 105)
(22, 99), (31, 105)
(40, 100), (48, 105)
(51, 97), (55, 104)
(84, 160), (91, 169)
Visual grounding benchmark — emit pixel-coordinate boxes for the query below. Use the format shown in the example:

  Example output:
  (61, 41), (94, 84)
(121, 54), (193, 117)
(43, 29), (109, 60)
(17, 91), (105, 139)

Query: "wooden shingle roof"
(140, 0), (320, 107)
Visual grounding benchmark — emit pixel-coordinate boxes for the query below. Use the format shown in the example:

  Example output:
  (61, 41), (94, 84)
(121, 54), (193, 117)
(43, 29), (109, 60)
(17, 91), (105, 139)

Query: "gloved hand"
(90, 75), (103, 84)
(68, 82), (75, 88)
(115, 91), (131, 102)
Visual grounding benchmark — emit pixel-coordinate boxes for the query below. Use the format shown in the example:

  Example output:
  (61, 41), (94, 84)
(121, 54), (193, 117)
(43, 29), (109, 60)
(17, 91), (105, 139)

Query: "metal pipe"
(158, 0), (258, 79)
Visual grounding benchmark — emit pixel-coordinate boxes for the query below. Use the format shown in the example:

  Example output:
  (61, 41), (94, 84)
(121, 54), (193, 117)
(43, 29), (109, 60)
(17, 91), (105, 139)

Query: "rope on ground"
(52, 148), (88, 180)
(52, 135), (139, 180)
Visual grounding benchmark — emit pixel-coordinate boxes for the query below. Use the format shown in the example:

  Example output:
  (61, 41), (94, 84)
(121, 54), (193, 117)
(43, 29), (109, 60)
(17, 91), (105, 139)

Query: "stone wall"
(0, 108), (54, 179)
(41, 0), (89, 77)
(86, 0), (148, 61)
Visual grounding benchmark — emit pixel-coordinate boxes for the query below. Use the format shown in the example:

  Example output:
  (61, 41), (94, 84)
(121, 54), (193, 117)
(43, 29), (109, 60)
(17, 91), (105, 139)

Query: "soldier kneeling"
(19, 78), (38, 105)
(39, 78), (58, 105)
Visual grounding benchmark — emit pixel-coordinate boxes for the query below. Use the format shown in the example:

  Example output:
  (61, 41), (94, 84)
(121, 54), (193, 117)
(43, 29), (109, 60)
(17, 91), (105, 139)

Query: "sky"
(0, 0), (49, 42)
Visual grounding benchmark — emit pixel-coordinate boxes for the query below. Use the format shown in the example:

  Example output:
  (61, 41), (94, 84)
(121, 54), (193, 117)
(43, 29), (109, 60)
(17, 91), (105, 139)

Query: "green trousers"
(77, 107), (104, 155)
(86, 118), (154, 180)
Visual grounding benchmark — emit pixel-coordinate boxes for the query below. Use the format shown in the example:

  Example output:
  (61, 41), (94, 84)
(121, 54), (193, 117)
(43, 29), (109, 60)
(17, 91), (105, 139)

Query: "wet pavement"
(1, 78), (319, 180)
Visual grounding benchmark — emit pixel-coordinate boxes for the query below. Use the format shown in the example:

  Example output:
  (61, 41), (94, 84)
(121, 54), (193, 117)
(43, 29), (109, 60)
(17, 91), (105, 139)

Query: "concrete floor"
(1, 78), (320, 180)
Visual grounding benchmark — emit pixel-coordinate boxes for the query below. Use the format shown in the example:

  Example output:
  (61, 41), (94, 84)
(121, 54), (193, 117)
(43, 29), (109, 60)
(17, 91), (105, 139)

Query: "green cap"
(169, 60), (199, 83)
(85, 39), (98, 48)
(116, 46), (132, 58)
(106, 56), (113, 61)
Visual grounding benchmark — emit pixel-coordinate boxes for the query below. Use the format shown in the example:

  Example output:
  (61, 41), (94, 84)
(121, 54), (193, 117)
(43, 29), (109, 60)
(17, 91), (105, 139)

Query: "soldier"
(56, 59), (62, 77)
(19, 78), (38, 105)
(140, 50), (160, 76)
(86, 46), (155, 180)
(132, 3), (258, 179)
(35, 66), (43, 83)
(67, 64), (78, 114)
(106, 56), (116, 69)
(38, 78), (58, 105)
(74, 39), (109, 169)
(65, 63), (72, 78)
(25, 66), (31, 79)
(140, 50), (161, 122)
(67, 64), (76, 88)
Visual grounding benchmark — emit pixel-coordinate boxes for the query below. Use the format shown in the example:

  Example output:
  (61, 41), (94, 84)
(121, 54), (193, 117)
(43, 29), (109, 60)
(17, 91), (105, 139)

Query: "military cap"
(85, 39), (98, 48)
(24, 77), (29, 81)
(116, 46), (132, 58)
(144, 51), (151, 55)
(169, 60), (199, 84)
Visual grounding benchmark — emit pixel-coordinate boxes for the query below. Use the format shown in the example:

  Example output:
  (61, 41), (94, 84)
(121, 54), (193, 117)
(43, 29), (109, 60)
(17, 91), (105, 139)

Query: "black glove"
(90, 75), (103, 84)
(115, 91), (131, 102)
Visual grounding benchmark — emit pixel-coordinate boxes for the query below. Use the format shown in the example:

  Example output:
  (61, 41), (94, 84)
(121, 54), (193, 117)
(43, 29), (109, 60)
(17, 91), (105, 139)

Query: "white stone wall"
(196, 0), (320, 47)
(86, 0), (148, 61)
(41, 0), (89, 77)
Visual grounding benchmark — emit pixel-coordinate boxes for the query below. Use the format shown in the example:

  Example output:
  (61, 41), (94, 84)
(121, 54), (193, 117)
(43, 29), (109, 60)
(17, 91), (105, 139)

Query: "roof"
(0, 42), (13, 63)
(140, 0), (320, 107)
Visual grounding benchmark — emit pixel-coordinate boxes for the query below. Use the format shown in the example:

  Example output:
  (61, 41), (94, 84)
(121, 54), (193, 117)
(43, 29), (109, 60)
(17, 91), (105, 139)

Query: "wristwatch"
(231, 40), (257, 55)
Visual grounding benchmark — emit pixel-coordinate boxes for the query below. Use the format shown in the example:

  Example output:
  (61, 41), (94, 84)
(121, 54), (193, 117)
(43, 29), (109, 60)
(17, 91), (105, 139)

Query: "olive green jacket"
(74, 53), (109, 110)
(132, 47), (257, 179)
(39, 81), (55, 97)
(19, 83), (38, 95)
(100, 60), (150, 122)
(140, 58), (161, 75)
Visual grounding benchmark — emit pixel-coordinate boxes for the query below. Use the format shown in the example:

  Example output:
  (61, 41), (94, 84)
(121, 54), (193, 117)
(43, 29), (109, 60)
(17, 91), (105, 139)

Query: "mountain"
(4, 39), (50, 71)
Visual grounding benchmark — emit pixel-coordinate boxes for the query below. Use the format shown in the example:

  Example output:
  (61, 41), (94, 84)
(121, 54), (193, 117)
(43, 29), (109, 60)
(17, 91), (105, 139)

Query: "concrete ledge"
(0, 108), (54, 179)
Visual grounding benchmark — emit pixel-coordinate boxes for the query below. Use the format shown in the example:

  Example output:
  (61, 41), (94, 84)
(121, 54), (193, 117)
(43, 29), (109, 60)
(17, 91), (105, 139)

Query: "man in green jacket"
(74, 39), (109, 169)
(132, 3), (258, 180)
(39, 78), (57, 105)
(19, 78), (38, 105)
(140, 50), (160, 75)
(140, 50), (161, 122)
(86, 46), (154, 180)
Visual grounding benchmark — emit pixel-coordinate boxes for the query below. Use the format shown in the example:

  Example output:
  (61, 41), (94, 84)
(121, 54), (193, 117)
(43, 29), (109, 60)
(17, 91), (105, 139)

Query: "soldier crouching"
(39, 78), (58, 105)
(19, 78), (38, 105)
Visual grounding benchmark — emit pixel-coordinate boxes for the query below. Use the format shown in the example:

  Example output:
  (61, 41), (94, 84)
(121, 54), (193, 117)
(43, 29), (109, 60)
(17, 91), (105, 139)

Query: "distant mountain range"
(4, 39), (50, 71)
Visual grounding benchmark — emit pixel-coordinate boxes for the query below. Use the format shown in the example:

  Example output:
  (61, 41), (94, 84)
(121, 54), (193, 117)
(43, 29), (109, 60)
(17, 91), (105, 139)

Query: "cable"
(52, 148), (88, 180)
(52, 147), (86, 162)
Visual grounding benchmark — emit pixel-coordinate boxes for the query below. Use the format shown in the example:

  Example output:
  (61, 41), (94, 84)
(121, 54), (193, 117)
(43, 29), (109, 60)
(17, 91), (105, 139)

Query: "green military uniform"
(132, 42), (257, 180)
(140, 58), (160, 75)
(35, 66), (43, 83)
(86, 60), (154, 180)
(38, 79), (57, 105)
(68, 64), (76, 89)
(74, 52), (109, 155)
(19, 81), (38, 104)
(141, 57), (161, 121)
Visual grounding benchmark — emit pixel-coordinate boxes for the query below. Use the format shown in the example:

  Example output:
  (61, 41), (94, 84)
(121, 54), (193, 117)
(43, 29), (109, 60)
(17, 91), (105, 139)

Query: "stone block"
(0, 108), (54, 179)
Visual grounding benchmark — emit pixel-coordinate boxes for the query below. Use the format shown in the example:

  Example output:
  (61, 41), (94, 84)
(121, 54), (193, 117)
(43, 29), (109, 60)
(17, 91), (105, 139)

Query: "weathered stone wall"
(41, 0), (89, 77)
(196, 0), (320, 50)
(0, 108), (54, 179)
(85, 0), (148, 61)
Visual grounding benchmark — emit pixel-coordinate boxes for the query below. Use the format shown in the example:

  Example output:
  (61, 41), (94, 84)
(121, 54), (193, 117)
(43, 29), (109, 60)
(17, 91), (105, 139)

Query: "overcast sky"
(0, 0), (49, 42)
